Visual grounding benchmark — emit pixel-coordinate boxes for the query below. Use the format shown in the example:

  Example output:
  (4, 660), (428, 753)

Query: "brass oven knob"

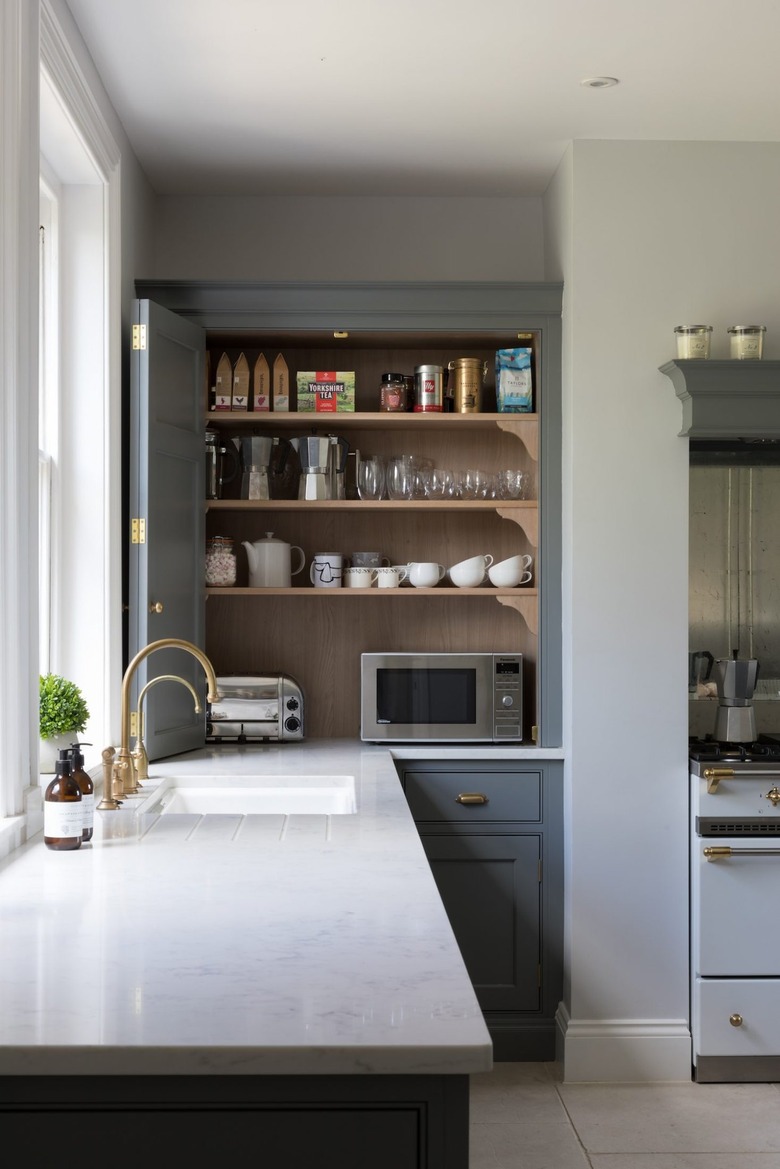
(766, 787), (780, 807)
(729, 1013), (743, 1027)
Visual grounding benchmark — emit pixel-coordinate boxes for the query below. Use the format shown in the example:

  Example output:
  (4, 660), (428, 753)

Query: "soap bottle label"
(44, 800), (83, 839)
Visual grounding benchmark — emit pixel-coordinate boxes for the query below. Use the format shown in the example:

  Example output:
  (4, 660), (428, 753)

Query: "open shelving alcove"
(135, 281), (563, 745)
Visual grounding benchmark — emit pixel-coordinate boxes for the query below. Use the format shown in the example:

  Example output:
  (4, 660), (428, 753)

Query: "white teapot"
(242, 532), (305, 588)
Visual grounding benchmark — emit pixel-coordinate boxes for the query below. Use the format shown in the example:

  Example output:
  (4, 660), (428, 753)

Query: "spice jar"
(674, 325), (712, 359)
(728, 325), (766, 360)
(379, 372), (407, 412)
(205, 536), (237, 586)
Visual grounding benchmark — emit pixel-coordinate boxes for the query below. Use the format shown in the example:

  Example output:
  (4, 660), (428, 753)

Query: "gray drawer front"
(403, 770), (542, 823)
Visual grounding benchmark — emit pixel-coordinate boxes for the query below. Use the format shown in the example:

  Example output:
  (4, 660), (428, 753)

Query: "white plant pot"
(39, 733), (73, 774)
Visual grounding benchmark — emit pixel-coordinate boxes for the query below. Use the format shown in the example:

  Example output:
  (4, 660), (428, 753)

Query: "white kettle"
(242, 532), (305, 588)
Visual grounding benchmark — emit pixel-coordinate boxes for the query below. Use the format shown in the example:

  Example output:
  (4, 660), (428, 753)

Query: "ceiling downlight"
(580, 76), (620, 88)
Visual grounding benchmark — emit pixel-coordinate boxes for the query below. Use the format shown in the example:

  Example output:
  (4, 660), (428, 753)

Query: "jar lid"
(674, 325), (712, 334)
(381, 372), (405, 382)
(208, 535), (233, 545)
(728, 325), (766, 334)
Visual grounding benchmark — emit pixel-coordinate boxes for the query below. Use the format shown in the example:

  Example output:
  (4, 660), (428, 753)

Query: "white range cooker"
(690, 735), (780, 1082)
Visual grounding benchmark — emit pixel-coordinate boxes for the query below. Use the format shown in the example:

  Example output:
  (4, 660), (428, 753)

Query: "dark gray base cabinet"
(0, 1074), (469, 1169)
(397, 761), (563, 1062)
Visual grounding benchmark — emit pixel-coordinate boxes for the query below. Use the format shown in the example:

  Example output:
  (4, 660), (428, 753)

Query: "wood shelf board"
(206, 411), (538, 431)
(206, 586), (539, 598)
(207, 499), (537, 513)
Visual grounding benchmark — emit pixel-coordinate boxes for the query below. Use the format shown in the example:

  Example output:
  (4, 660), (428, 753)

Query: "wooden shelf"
(206, 410), (538, 430)
(206, 586), (538, 597)
(206, 498), (536, 512)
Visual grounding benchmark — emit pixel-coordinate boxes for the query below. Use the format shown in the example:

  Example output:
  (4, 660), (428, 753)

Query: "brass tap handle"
(456, 793), (489, 805)
(96, 746), (121, 811)
(729, 1014), (743, 1027)
(149, 601), (164, 614)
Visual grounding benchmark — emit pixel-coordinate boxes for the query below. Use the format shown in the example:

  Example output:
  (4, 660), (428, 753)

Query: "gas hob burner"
(689, 734), (780, 765)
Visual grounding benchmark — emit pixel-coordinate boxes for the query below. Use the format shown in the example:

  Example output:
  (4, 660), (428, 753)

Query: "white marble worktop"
(0, 740), (506, 1077)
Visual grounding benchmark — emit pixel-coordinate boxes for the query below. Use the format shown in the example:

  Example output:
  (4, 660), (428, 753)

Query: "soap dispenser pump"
(43, 749), (83, 851)
(70, 742), (94, 842)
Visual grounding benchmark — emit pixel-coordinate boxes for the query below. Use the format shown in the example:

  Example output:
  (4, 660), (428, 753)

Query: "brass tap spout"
(107, 639), (220, 803)
(131, 674), (202, 783)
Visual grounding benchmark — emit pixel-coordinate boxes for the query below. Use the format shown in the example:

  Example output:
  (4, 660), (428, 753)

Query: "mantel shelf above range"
(660, 359), (780, 439)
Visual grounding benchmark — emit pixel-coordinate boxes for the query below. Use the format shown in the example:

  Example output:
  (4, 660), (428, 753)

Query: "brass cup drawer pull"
(455, 793), (489, 806)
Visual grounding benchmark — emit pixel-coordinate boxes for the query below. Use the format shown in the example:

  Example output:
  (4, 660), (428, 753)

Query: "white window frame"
(38, 1), (123, 775)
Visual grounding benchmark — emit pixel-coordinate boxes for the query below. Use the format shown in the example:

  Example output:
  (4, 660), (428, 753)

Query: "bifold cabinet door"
(420, 833), (542, 1012)
(129, 298), (206, 760)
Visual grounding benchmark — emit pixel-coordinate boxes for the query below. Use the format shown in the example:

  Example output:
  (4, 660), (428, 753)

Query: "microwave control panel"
(494, 654), (523, 739)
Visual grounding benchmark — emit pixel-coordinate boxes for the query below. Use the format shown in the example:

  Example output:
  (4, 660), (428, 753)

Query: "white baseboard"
(556, 1003), (692, 1082)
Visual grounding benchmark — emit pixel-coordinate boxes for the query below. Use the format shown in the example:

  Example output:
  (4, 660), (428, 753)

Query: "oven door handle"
(703, 845), (780, 860)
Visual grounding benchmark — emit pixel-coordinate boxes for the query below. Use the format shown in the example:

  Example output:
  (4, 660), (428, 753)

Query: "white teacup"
(448, 554), (494, 588)
(407, 561), (446, 588)
(343, 566), (378, 589)
(488, 554), (533, 588)
(376, 566), (407, 589)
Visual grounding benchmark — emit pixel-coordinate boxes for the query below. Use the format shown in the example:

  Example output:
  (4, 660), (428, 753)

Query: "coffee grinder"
(713, 656), (760, 743)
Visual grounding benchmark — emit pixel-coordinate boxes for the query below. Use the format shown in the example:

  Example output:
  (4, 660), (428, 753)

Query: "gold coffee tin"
(448, 357), (488, 413)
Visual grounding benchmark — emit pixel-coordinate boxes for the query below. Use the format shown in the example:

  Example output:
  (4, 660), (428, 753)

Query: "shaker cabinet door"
(419, 833), (542, 1012)
(129, 298), (206, 760)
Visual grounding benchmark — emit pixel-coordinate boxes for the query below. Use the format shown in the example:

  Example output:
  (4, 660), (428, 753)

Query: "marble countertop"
(0, 740), (504, 1077)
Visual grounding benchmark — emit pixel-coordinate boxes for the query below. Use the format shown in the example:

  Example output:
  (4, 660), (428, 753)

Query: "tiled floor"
(470, 1062), (780, 1168)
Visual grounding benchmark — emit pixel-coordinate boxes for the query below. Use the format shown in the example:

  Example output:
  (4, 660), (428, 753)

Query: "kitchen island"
(0, 741), (501, 1168)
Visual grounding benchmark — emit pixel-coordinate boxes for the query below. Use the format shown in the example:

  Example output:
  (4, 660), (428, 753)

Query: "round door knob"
(729, 1013), (743, 1027)
(149, 601), (164, 614)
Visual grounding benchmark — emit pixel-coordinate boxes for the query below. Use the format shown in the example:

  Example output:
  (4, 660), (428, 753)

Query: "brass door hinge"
(132, 323), (147, 350)
(531, 724), (538, 743)
(131, 517), (146, 544)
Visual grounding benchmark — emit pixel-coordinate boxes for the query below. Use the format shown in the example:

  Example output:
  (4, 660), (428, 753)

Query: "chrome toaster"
(206, 674), (304, 742)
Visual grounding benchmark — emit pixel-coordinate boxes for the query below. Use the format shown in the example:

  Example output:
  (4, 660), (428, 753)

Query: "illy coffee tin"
(413, 364), (443, 412)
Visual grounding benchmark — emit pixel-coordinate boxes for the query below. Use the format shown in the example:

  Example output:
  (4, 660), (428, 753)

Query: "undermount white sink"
(133, 774), (357, 816)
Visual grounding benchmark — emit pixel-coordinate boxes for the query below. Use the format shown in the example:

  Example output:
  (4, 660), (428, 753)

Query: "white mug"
(407, 561), (446, 588)
(343, 566), (379, 588)
(310, 553), (343, 588)
(376, 566), (407, 589)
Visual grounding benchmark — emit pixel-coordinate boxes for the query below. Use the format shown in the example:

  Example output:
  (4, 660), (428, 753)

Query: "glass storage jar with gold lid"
(205, 536), (237, 586)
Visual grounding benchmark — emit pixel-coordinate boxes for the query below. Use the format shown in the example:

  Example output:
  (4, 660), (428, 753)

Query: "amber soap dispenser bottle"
(69, 742), (94, 842)
(43, 749), (83, 851)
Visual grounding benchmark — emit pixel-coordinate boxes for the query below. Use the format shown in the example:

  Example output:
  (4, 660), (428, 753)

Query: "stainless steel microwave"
(360, 652), (523, 743)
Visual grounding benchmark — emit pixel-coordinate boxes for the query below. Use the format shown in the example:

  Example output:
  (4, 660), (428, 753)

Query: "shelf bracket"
(496, 505), (537, 546)
(497, 594), (538, 635)
(496, 417), (538, 461)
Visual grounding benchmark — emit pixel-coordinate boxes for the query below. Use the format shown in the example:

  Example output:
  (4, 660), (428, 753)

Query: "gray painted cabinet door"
(129, 299), (206, 760)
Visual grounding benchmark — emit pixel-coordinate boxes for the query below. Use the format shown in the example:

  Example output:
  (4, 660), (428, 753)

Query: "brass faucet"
(131, 674), (202, 783)
(99, 639), (220, 810)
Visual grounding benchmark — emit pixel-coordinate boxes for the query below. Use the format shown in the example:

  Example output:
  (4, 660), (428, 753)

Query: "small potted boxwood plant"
(39, 673), (90, 773)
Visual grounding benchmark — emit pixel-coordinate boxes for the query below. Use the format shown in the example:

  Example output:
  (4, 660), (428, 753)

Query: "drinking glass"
(386, 456), (414, 501)
(425, 468), (455, 499)
(495, 469), (527, 500)
(357, 456), (385, 501)
(459, 469), (490, 499)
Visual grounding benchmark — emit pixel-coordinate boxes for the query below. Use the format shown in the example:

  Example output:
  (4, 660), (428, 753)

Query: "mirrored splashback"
(690, 445), (780, 737)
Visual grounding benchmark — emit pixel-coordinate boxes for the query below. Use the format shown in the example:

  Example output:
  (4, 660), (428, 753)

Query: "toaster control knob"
(286, 697), (299, 711)
(284, 716), (301, 734)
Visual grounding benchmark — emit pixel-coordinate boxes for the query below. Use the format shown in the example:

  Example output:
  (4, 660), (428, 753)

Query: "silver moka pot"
(713, 657), (759, 743)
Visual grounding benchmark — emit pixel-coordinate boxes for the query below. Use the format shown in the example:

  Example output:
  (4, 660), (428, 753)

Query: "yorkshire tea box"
(496, 348), (533, 413)
(296, 370), (356, 413)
